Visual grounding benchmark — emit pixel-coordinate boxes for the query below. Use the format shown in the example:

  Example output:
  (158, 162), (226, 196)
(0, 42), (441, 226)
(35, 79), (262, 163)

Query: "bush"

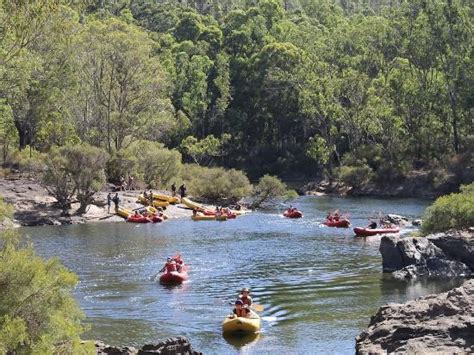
(181, 164), (252, 202)
(0, 231), (93, 354)
(124, 140), (182, 189)
(5, 147), (47, 174)
(422, 183), (474, 234)
(334, 164), (374, 189)
(252, 175), (297, 208)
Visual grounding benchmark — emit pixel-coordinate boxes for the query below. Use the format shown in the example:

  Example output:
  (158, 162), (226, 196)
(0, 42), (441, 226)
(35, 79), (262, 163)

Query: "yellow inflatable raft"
(115, 207), (132, 218)
(152, 193), (179, 204)
(138, 195), (169, 208)
(222, 313), (261, 334)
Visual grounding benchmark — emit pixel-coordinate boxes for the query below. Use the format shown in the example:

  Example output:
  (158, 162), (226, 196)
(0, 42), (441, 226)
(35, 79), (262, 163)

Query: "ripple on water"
(22, 196), (441, 354)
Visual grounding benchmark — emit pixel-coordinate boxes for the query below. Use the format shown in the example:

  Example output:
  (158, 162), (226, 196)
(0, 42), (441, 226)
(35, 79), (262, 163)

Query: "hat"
(241, 288), (250, 293)
(167, 257), (172, 262)
(235, 300), (243, 305)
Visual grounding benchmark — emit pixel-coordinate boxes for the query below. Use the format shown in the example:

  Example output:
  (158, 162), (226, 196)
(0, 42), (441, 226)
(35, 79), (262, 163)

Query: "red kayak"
(127, 215), (150, 223)
(323, 219), (350, 228)
(354, 226), (400, 236)
(283, 210), (303, 218)
(159, 265), (189, 284)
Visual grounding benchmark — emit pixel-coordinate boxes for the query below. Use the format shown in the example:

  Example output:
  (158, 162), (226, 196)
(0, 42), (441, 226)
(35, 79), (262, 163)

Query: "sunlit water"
(20, 196), (464, 354)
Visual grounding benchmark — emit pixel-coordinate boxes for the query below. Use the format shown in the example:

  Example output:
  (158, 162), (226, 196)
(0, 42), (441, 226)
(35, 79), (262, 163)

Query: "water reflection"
(223, 332), (261, 350)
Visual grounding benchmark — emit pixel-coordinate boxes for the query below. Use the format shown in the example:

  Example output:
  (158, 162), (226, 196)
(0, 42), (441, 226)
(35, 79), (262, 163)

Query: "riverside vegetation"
(0, 0), (472, 204)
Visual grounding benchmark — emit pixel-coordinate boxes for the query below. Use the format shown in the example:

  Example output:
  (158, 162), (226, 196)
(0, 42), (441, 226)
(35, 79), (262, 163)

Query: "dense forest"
(0, 0), (472, 188)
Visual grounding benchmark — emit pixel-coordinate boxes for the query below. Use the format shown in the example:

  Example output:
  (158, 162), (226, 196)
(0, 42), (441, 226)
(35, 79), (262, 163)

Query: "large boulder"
(379, 231), (473, 280)
(356, 279), (474, 354)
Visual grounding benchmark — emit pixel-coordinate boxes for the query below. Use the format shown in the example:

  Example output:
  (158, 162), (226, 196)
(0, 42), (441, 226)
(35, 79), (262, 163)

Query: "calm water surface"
(20, 196), (462, 354)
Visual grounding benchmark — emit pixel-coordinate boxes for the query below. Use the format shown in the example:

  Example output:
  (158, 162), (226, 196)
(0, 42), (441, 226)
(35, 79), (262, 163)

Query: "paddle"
(251, 304), (264, 312)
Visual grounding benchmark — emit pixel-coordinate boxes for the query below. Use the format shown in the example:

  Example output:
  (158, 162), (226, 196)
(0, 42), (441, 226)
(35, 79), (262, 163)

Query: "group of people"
(231, 288), (253, 318)
(326, 210), (341, 221)
(171, 183), (187, 199)
(160, 256), (184, 273)
(117, 175), (135, 191)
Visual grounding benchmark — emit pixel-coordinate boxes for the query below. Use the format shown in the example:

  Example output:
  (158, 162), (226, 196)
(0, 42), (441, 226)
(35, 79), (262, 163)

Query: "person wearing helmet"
(159, 257), (177, 273)
(238, 288), (253, 307)
(232, 300), (250, 318)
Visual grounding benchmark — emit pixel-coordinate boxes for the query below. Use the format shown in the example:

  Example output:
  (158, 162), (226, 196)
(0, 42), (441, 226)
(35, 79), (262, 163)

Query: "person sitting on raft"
(160, 257), (177, 273)
(232, 300), (250, 318)
(238, 288), (252, 307)
(333, 210), (340, 221)
(368, 220), (377, 229)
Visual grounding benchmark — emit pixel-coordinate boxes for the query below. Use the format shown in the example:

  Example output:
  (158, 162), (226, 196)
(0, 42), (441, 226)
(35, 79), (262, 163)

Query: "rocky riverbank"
(0, 175), (192, 227)
(92, 337), (201, 354)
(356, 279), (474, 354)
(379, 230), (473, 280)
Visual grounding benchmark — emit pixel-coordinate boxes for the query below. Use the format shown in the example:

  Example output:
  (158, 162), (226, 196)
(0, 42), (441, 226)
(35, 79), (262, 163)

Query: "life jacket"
(166, 262), (177, 272)
(234, 307), (249, 317)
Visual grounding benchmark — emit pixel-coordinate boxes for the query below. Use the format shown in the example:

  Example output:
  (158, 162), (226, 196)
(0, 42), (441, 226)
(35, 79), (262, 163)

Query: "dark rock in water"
(383, 214), (409, 226)
(94, 337), (201, 355)
(412, 219), (422, 226)
(379, 230), (473, 279)
(356, 279), (474, 354)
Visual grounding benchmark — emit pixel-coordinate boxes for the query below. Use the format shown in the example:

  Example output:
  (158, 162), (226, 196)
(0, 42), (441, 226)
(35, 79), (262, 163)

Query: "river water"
(20, 196), (463, 354)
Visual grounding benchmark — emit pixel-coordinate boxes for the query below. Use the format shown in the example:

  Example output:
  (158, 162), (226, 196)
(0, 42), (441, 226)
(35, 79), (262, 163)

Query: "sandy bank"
(0, 175), (193, 226)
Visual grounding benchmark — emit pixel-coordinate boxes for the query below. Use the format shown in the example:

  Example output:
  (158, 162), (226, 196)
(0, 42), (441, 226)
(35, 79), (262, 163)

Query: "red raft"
(353, 226), (400, 236)
(127, 215), (150, 223)
(283, 209), (303, 218)
(323, 219), (350, 228)
(159, 264), (189, 284)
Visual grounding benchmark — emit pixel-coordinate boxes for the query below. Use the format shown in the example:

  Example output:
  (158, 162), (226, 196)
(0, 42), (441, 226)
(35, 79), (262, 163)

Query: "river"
(20, 196), (462, 354)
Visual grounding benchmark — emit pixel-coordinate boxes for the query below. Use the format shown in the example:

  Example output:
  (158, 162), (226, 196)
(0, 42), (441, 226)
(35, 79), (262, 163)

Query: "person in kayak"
(239, 288), (252, 307)
(232, 300), (250, 318)
(160, 258), (177, 273)
(368, 220), (377, 229)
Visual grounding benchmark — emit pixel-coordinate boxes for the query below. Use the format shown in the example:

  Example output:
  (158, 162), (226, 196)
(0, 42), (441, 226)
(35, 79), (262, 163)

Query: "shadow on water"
(223, 332), (261, 350)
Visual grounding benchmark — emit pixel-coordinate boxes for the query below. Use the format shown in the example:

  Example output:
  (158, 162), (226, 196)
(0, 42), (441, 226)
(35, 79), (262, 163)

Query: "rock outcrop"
(379, 230), (473, 279)
(356, 279), (474, 354)
(94, 337), (201, 355)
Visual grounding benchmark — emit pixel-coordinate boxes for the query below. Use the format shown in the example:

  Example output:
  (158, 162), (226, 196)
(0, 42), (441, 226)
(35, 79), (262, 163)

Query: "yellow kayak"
(153, 193), (179, 204)
(181, 197), (205, 210)
(115, 207), (132, 218)
(191, 214), (215, 221)
(222, 313), (261, 334)
(138, 195), (169, 208)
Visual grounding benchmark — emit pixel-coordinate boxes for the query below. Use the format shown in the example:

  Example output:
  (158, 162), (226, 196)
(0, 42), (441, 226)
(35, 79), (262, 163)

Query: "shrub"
(124, 140), (182, 188)
(181, 164), (252, 202)
(334, 164), (374, 189)
(5, 147), (47, 174)
(252, 175), (297, 208)
(0, 231), (93, 354)
(422, 183), (474, 234)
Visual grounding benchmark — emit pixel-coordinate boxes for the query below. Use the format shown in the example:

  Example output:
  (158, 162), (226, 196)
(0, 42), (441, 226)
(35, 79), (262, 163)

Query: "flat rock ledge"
(379, 230), (473, 280)
(356, 279), (474, 354)
(93, 337), (201, 354)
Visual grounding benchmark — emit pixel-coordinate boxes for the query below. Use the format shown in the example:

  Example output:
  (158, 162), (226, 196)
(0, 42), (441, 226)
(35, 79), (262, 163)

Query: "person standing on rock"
(113, 193), (120, 210)
(171, 183), (176, 197)
(107, 193), (112, 214)
(179, 184), (186, 200)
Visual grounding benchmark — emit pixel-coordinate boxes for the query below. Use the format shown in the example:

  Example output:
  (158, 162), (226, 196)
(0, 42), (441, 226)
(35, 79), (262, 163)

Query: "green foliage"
(181, 164), (252, 202)
(334, 164), (374, 189)
(252, 174), (297, 208)
(43, 144), (108, 213)
(1, 0), (473, 188)
(0, 230), (93, 354)
(180, 134), (230, 165)
(422, 183), (474, 234)
(125, 140), (182, 188)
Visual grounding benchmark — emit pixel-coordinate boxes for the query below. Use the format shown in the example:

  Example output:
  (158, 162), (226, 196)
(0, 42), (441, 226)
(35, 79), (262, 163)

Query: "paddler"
(238, 288), (252, 307)
(232, 300), (250, 318)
